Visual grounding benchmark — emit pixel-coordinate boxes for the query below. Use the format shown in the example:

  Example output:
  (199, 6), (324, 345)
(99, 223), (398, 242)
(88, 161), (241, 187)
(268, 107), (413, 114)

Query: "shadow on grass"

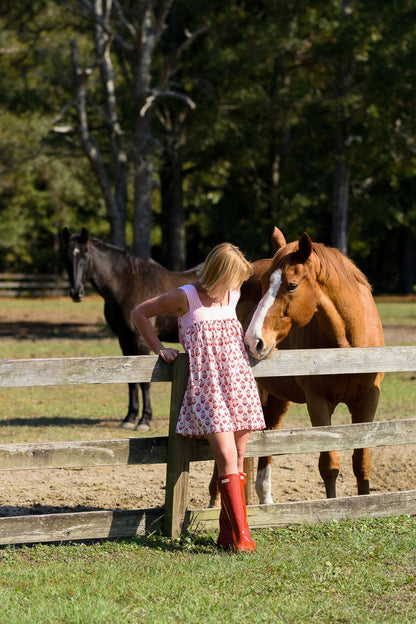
(0, 321), (111, 340)
(0, 416), (112, 427)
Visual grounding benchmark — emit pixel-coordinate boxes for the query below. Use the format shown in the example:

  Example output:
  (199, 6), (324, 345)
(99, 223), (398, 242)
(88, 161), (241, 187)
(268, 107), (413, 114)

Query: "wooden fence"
(0, 273), (70, 297)
(1, 346), (416, 544)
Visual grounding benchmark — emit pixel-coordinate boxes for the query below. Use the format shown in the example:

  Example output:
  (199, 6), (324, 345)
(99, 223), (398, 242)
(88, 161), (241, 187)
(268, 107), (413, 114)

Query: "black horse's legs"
(136, 382), (152, 430)
(120, 382), (140, 429)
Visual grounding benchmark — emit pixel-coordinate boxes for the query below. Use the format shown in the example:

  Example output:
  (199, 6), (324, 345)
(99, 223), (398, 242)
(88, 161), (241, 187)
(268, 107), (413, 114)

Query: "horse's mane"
(312, 243), (372, 292)
(90, 236), (154, 275)
(275, 240), (372, 293)
(89, 236), (200, 277)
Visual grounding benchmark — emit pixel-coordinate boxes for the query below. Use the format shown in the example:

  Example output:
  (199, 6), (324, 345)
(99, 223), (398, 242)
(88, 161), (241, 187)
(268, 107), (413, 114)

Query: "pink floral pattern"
(176, 285), (265, 438)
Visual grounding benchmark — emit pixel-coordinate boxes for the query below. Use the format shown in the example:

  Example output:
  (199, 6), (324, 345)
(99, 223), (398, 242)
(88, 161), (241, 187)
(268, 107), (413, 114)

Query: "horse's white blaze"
(72, 247), (80, 257)
(245, 268), (282, 354)
(255, 463), (273, 505)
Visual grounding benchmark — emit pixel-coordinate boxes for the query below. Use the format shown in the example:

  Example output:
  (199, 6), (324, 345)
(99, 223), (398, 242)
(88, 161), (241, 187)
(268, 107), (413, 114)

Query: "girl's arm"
(130, 288), (188, 363)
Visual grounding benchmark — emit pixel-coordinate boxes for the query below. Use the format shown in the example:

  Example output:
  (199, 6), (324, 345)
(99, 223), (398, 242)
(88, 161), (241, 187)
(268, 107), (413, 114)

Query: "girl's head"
(200, 243), (252, 293)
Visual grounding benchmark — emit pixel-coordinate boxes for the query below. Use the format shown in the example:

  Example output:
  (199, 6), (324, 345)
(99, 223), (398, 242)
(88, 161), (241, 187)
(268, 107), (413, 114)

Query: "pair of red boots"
(216, 472), (256, 553)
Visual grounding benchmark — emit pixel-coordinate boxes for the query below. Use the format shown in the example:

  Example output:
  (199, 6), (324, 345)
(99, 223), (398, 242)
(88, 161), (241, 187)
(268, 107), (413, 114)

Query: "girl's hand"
(158, 347), (179, 364)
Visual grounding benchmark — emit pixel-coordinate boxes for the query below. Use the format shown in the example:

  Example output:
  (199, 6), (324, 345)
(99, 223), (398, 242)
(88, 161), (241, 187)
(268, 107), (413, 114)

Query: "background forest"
(1, 1), (416, 294)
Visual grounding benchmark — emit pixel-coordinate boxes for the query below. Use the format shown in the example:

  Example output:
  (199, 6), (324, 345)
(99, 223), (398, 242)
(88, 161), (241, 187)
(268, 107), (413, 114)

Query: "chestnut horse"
(243, 227), (384, 503)
(62, 227), (201, 430)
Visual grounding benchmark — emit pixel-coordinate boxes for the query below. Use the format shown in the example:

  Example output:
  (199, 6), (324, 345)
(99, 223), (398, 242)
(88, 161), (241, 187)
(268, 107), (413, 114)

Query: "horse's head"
(245, 227), (318, 359)
(62, 227), (91, 302)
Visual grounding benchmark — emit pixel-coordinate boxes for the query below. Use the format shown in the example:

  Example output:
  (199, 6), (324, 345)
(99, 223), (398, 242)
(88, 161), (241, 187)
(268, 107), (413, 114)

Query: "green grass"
(376, 300), (416, 326)
(1, 518), (415, 623)
(1, 297), (416, 623)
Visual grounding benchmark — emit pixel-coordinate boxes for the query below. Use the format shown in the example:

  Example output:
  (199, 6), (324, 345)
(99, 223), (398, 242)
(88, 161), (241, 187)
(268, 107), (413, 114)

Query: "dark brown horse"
(242, 227), (384, 504)
(62, 227), (201, 429)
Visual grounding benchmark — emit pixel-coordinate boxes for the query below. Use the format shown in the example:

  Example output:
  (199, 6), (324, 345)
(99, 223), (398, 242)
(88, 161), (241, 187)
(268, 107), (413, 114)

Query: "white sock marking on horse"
(255, 464), (274, 505)
(245, 268), (282, 354)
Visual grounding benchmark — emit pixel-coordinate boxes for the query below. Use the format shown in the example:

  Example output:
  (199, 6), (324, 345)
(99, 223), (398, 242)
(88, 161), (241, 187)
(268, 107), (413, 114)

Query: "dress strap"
(178, 284), (201, 310)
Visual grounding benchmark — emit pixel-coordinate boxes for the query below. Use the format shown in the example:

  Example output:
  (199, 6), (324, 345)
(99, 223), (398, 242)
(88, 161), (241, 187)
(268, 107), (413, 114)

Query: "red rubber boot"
(239, 472), (256, 550)
(216, 478), (235, 550)
(218, 473), (256, 553)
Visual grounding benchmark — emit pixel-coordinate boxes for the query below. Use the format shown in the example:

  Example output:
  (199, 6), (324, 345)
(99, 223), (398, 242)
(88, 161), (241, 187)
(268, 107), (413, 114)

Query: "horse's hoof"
(120, 420), (136, 430)
(136, 422), (151, 432)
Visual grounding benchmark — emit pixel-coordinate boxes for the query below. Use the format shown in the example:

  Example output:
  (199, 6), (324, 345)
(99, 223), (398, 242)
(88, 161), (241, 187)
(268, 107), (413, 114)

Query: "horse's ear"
(62, 227), (70, 245)
(271, 227), (286, 251)
(80, 228), (89, 243)
(298, 232), (313, 262)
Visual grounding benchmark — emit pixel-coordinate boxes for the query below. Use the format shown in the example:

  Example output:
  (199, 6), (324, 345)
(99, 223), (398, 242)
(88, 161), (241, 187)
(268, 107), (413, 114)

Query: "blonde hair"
(200, 243), (252, 293)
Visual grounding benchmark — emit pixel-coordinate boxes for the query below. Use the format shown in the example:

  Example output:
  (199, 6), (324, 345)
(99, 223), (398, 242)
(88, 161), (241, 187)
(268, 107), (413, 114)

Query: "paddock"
(1, 347), (416, 544)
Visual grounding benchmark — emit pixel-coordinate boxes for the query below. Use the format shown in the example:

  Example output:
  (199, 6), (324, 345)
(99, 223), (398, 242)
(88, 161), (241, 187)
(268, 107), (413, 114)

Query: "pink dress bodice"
(178, 284), (240, 348)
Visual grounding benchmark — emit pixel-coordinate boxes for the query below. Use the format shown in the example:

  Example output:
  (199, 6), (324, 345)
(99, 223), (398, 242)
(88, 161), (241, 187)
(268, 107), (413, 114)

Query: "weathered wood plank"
(0, 437), (169, 470)
(185, 489), (416, 532)
(0, 419), (414, 472)
(1, 488), (415, 545)
(188, 419), (416, 461)
(0, 508), (164, 545)
(243, 418), (416, 457)
(1, 346), (415, 389)
(250, 345), (416, 377)
(0, 354), (173, 386)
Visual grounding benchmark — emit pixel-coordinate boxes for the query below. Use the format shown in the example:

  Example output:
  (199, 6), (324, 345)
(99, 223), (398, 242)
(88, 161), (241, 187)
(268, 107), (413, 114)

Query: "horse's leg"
(307, 395), (338, 498)
(136, 382), (153, 431)
(348, 380), (381, 495)
(256, 394), (292, 505)
(352, 448), (370, 495)
(118, 332), (152, 429)
(120, 382), (139, 429)
(318, 451), (340, 498)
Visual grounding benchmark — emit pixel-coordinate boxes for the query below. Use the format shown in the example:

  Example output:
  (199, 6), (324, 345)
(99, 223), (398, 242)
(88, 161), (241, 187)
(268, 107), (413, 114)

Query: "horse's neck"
(89, 243), (129, 297)
(316, 288), (354, 348)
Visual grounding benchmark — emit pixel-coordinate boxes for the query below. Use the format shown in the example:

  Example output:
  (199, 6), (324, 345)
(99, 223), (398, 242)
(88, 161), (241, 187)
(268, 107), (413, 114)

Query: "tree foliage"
(1, 1), (416, 292)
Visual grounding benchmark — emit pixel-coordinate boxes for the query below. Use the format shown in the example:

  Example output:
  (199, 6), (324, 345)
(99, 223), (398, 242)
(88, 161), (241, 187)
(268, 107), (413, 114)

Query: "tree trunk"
(331, 135), (350, 255)
(160, 148), (185, 270)
(132, 117), (154, 260)
(131, 8), (156, 259)
(70, 38), (125, 247)
(94, 0), (127, 248)
(331, 0), (351, 256)
(400, 226), (414, 294)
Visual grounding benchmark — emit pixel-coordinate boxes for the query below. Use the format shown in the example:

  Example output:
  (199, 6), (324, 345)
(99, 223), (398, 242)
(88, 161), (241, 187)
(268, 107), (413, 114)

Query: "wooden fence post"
(163, 354), (190, 538)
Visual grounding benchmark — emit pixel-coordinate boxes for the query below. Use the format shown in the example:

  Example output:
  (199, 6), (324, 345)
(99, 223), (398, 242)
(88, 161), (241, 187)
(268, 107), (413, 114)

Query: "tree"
(54, 0), (174, 256)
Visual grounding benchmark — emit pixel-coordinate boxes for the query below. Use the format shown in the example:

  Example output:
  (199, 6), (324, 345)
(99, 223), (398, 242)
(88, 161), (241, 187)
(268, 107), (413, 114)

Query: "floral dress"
(175, 284), (265, 438)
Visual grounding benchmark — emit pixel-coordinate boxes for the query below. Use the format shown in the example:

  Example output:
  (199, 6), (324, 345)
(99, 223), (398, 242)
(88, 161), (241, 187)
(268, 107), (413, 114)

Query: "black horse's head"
(62, 227), (91, 302)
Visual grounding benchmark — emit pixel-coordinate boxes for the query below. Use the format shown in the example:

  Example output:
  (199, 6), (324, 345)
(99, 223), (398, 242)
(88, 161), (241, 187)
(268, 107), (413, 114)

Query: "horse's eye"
(287, 282), (298, 292)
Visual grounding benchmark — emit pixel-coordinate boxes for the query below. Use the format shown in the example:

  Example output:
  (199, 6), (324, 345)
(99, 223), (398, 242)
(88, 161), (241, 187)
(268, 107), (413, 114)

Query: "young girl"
(130, 243), (265, 552)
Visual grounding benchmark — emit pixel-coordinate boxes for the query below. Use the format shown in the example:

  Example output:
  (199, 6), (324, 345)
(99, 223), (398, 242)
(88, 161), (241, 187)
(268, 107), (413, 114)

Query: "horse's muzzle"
(70, 286), (84, 302)
(245, 338), (274, 360)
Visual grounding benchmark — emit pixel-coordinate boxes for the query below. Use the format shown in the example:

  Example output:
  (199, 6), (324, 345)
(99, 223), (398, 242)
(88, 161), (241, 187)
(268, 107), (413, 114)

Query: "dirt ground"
(1, 309), (416, 517)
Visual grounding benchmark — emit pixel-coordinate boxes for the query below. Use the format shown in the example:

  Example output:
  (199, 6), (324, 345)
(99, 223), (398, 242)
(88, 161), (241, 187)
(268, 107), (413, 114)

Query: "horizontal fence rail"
(0, 347), (416, 544)
(2, 345), (416, 388)
(1, 418), (416, 471)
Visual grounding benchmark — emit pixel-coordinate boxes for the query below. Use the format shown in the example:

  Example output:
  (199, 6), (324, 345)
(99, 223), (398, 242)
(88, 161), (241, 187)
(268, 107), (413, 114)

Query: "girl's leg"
(205, 431), (238, 476)
(234, 430), (250, 474)
(205, 430), (251, 476)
